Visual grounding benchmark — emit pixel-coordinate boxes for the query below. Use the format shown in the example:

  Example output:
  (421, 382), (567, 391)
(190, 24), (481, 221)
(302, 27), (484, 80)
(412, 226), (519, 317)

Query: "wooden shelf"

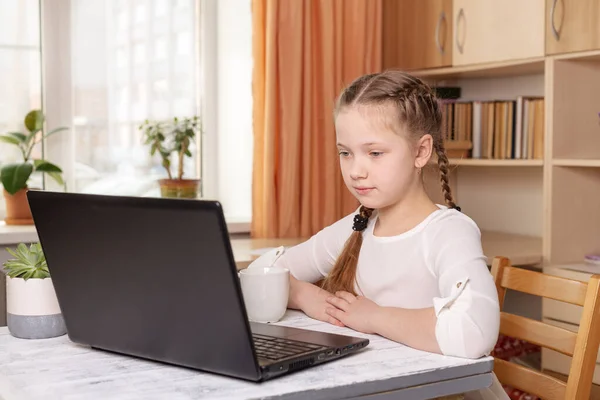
(409, 57), (545, 80)
(552, 49), (600, 62)
(544, 263), (600, 279)
(410, 50), (600, 81)
(448, 159), (544, 167)
(481, 231), (542, 267)
(232, 231), (542, 270)
(552, 159), (600, 168)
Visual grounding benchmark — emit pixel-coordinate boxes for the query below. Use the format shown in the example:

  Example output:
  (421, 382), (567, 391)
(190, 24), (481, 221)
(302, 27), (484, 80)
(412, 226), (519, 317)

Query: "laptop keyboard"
(252, 333), (323, 361)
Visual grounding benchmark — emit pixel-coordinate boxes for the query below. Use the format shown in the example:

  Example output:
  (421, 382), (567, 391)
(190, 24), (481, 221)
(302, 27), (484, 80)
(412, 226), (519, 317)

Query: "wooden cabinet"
(382, 0), (453, 70)
(546, 0), (600, 55)
(452, 0), (545, 66)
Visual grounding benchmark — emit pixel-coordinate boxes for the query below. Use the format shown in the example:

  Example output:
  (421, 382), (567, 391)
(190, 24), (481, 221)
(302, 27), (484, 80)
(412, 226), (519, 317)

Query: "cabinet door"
(546, 0), (600, 55)
(382, 0), (453, 70)
(452, 0), (545, 66)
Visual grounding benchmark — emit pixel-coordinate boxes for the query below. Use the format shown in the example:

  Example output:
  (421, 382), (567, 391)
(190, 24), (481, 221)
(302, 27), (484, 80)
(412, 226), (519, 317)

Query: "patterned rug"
(491, 334), (542, 400)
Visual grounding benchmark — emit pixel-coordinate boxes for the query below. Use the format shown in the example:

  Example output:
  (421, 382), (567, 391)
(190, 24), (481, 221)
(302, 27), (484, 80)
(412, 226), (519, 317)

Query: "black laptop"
(27, 190), (369, 382)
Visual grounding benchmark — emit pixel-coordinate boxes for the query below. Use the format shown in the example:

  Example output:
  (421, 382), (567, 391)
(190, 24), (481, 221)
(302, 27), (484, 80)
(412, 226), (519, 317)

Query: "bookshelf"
(382, 2), (600, 268)
(411, 49), (600, 271)
(382, 0), (600, 383)
(420, 62), (547, 254)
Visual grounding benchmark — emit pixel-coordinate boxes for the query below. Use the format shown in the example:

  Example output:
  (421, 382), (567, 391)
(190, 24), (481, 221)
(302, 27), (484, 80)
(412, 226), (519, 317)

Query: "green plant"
(2, 243), (50, 280)
(0, 110), (68, 195)
(139, 115), (201, 180)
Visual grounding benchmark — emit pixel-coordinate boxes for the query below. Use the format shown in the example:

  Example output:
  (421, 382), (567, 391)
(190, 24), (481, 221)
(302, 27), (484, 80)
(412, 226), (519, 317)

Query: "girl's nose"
(349, 161), (368, 180)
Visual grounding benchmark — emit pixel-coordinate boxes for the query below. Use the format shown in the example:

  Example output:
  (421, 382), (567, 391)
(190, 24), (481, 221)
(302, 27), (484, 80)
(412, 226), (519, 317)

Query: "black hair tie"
(453, 205), (461, 212)
(352, 214), (369, 232)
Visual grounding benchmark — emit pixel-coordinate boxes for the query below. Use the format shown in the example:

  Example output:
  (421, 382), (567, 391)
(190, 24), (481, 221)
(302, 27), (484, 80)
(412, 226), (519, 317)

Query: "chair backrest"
(491, 256), (600, 400)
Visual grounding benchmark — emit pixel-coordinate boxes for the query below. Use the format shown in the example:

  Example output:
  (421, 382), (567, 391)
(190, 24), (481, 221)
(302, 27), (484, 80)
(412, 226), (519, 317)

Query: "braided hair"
(322, 70), (459, 295)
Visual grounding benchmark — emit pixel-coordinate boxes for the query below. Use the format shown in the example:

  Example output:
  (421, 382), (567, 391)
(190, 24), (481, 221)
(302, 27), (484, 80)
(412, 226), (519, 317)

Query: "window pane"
(0, 1), (42, 220)
(71, 0), (200, 197)
(0, 0), (40, 47)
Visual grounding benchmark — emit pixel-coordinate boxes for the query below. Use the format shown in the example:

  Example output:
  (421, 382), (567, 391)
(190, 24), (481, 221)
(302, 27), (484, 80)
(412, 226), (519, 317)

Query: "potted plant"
(0, 110), (68, 225)
(139, 115), (202, 199)
(2, 242), (67, 339)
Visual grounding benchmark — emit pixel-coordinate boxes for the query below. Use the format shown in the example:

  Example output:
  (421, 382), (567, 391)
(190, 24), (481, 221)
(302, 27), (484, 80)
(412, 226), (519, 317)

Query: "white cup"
(238, 267), (289, 323)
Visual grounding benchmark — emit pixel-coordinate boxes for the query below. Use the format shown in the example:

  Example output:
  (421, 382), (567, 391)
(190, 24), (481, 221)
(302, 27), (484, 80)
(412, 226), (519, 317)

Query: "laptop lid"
(27, 190), (262, 381)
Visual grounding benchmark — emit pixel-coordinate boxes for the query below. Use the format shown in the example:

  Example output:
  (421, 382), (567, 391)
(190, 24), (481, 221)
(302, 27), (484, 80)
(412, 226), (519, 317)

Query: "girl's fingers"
(325, 314), (344, 327)
(326, 296), (349, 311)
(335, 291), (356, 303)
(325, 306), (345, 323)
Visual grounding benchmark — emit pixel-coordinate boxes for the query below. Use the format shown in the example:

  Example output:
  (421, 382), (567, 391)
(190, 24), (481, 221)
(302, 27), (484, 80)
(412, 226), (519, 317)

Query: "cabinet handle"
(550, 0), (560, 40)
(455, 8), (466, 54)
(435, 11), (447, 55)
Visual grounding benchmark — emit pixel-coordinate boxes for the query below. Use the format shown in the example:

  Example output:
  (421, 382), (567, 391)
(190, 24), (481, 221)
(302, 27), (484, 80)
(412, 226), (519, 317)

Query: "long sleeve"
(425, 213), (500, 359)
(271, 211), (356, 283)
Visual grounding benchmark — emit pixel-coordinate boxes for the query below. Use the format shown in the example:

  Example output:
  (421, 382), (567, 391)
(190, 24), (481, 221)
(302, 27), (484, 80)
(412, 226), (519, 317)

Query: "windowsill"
(0, 217), (251, 245)
(0, 222), (38, 245)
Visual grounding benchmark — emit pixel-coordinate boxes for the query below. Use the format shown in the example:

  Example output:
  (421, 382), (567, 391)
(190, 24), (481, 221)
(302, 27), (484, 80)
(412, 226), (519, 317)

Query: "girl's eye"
(338, 151), (350, 157)
(370, 151), (383, 157)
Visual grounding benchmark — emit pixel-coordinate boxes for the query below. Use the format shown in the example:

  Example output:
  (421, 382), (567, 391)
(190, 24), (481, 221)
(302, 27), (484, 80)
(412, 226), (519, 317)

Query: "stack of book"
(440, 96), (545, 160)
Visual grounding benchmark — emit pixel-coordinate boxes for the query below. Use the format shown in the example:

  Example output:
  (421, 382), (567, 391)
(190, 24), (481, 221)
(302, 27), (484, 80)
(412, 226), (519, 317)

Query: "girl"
(251, 70), (507, 399)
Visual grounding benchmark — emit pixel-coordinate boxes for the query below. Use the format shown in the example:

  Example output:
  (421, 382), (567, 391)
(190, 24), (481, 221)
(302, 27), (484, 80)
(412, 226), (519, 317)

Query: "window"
(1, 0), (253, 231)
(66, 0), (200, 198)
(0, 0), (43, 219)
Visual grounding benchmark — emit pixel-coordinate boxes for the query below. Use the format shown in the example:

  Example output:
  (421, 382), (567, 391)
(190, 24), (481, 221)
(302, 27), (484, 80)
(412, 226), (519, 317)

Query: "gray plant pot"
(6, 276), (67, 339)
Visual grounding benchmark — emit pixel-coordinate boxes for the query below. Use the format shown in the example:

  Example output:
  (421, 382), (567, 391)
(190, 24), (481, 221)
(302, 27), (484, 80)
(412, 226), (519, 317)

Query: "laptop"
(27, 190), (369, 382)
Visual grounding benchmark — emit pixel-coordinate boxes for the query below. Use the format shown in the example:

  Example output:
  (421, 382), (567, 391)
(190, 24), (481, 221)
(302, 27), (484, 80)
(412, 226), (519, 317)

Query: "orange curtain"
(251, 0), (382, 239)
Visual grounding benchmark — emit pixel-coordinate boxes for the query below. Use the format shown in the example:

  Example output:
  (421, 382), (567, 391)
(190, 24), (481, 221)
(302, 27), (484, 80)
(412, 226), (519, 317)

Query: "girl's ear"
(414, 134), (433, 169)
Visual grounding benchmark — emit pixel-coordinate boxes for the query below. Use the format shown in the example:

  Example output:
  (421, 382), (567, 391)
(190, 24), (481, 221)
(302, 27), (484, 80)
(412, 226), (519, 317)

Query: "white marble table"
(0, 310), (493, 400)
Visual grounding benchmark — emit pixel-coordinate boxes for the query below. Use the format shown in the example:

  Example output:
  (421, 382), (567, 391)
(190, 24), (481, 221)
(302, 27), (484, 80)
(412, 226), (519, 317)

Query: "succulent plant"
(2, 243), (50, 280)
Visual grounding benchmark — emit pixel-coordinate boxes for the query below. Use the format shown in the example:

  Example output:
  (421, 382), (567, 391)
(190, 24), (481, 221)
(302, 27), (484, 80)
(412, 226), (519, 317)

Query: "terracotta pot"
(6, 276), (67, 339)
(158, 179), (201, 199)
(3, 188), (34, 225)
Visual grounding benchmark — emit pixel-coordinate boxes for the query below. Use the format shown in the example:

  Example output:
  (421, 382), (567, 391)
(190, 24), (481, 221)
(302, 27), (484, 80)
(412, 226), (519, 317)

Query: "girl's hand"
(294, 281), (346, 327)
(325, 291), (380, 334)
(289, 275), (345, 327)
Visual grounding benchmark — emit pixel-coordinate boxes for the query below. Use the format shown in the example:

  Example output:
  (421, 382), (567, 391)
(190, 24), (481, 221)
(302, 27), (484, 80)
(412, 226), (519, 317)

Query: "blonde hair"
(321, 70), (457, 295)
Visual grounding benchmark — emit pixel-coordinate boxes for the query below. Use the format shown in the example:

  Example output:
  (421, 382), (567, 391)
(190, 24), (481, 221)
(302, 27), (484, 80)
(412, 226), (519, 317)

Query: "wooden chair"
(491, 256), (600, 400)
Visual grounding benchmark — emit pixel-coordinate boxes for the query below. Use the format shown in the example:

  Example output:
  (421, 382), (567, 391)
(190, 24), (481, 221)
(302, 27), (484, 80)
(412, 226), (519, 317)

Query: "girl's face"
(335, 105), (431, 210)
